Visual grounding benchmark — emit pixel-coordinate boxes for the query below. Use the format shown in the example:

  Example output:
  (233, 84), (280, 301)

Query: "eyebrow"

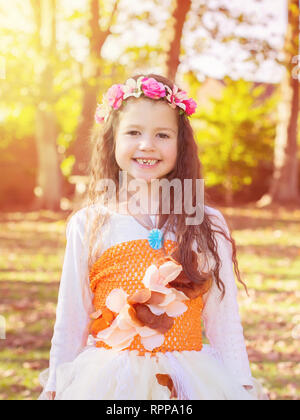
(124, 124), (177, 134)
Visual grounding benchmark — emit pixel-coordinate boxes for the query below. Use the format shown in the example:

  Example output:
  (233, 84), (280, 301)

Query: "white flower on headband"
(95, 98), (111, 124)
(165, 85), (188, 112)
(95, 76), (197, 124)
(123, 77), (143, 99)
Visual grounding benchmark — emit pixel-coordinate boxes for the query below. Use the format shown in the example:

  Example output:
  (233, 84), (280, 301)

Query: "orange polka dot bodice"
(89, 239), (204, 355)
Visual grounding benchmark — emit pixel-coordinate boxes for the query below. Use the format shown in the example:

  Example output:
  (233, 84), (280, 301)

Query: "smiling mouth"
(133, 158), (161, 166)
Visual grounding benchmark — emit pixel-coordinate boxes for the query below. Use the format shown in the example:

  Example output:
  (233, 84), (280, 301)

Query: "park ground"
(0, 206), (299, 400)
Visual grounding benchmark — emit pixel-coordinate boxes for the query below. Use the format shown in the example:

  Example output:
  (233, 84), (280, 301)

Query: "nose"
(138, 134), (156, 151)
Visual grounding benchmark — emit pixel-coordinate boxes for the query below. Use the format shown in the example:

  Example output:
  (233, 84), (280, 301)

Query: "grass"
(225, 206), (300, 400)
(0, 207), (299, 400)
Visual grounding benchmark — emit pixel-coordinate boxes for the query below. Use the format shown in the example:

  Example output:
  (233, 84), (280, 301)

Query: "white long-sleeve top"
(44, 204), (253, 393)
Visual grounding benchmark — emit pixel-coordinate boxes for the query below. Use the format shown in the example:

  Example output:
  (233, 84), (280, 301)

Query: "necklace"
(132, 212), (165, 250)
(124, 193), (166, 251)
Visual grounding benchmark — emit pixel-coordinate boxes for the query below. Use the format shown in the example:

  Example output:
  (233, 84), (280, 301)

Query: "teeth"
(136, 159), (158, 165)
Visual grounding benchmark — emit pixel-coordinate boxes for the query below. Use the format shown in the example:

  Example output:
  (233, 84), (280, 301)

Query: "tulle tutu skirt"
(38, 345), (266, 400)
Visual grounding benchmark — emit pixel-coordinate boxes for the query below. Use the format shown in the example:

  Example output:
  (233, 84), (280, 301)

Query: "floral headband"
(95, 76), (197, 124)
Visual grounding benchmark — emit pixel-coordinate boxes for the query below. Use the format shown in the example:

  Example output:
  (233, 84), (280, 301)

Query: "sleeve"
(44, 211), (93, 393)
(200, 210), (254, 387)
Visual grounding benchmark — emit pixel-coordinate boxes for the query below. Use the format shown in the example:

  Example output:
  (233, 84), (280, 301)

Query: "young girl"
(39, 74), (266, 400)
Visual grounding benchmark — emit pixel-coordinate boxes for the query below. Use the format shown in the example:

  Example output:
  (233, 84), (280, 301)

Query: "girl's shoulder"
(68, 205), (228, 226)
(66, 204), (229, 239)
(65, 204), (110, 236)
(204, 205), (227, 224)
(204, 205), (231, 239)
(204, 204), (220, 217)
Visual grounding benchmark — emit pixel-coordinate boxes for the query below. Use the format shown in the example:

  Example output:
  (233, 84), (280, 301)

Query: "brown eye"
(127, 131), (140, 136)
(157, 133), (170, 139)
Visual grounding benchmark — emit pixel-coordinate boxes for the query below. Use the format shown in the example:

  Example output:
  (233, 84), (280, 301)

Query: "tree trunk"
(166, 0), (192, 82)
(35, 105), (61, 210)
(70, 80), (99, 175)
(70, 0), (120, 176)
(31, 0), (62, 210)
(268, 0), (299, 205)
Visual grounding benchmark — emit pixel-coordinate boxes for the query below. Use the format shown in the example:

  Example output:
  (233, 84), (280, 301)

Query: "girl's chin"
(126, 172), (163, 184)
(128, 161), (162, 179)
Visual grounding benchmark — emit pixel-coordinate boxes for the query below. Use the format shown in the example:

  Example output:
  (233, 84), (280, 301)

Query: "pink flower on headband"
(165, 85), (197, 115)
(182, 98), (197, 116)
(166, 85), (189, 112)
(141, 77), (166, 99)
(94, 76), (198, 124)
(106, 84), (125, 109)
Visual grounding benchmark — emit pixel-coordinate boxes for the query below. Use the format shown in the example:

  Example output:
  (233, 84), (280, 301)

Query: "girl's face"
(114, 98), (178, 184)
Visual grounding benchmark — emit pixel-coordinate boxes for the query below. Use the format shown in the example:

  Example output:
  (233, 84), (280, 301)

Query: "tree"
(31, 0), (62, 210)
(194, 78), (277, 205)
(165, 0), (280, 83)
(264, 0), (299, 206)
(69, 0), (120, 176)
(166, 0), (192, 81)
(70, 0), (281, 181)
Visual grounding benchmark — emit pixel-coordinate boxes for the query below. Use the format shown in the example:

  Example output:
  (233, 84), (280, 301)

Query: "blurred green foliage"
(1, 0), (296, 209)
(193, 78), (278, 203)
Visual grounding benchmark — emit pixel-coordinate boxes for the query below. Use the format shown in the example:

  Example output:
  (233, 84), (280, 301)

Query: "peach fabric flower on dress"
(93, 261), (190, 352)
(96, 288), (165, 352)
(89, 307), (116, 338)
(142, 261), (189, 317)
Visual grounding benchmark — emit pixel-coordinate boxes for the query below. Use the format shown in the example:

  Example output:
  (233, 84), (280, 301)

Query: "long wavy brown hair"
(73, 73), (247, 300)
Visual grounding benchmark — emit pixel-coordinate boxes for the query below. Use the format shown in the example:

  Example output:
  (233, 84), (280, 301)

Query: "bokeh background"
(0, 0), (299, 400)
